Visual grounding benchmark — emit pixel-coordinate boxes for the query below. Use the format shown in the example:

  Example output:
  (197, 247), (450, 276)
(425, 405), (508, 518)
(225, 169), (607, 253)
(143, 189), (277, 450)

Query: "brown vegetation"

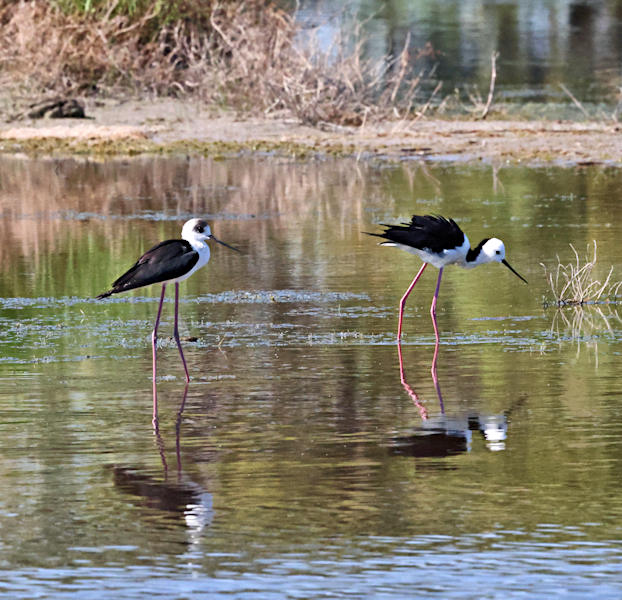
(0, 0), (436, 125)
(542, 241), (622, 308)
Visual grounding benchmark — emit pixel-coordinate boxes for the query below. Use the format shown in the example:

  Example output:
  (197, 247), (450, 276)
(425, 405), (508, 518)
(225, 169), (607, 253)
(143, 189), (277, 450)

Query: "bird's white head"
(182, 218), (211, 247)
(476, 237), (527, 283)
(181, 218), (240, 254)
(480, 237), (506, 264)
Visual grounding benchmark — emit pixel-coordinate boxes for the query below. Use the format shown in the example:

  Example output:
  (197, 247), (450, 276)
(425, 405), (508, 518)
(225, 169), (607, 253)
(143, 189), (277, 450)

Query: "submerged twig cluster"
(541, 241), (622, 308)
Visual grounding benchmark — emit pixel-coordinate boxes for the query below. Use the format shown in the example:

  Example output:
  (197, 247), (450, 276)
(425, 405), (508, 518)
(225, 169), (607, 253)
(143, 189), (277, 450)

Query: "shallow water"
(296, 0), (622, 113)
(1, 155), (622, 597)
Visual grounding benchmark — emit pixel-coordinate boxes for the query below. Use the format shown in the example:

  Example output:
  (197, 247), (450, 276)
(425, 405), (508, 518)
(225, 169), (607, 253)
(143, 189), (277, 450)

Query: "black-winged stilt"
(367, 214), (527, 363)
(97, 218), (239, 395)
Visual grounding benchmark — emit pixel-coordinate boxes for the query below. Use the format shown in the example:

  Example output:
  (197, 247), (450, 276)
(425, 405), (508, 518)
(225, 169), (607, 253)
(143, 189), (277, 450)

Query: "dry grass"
(0, 0), (438, 125)
(0, 1), (238, 96)
(541, 241), (622, 308)
(262, 28), (439, 126)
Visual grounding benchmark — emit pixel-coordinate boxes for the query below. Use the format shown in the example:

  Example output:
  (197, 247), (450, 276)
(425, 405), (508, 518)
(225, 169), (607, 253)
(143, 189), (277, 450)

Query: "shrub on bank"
(0, 1), (436, 124)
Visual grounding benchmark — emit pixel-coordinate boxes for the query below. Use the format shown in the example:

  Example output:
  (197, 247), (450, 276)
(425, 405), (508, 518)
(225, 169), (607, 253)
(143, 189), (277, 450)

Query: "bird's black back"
(367, 215), (465, 253)
(97, 239), (199, 298)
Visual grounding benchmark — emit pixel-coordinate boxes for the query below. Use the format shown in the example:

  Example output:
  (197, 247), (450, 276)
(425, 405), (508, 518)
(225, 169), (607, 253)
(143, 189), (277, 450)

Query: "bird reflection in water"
(391, 341), (508, 457)
(153, 383), (190, 474)
(397, 340), (444, 421)
(112, 384), (213, 544)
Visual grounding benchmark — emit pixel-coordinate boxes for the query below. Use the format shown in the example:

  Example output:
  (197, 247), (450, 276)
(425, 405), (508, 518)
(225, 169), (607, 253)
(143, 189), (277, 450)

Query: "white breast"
(172, 244), (211, 284)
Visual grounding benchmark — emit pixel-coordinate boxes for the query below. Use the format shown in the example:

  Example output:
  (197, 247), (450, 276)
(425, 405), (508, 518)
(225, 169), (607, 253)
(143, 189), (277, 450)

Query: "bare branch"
(559, 83), (590, 119)
(481, 51), (499, 120)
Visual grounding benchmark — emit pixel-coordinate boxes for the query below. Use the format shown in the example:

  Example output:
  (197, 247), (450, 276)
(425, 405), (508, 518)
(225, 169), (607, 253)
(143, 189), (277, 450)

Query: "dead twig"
(541, 240), (622, 308)
(411, 81), (442, 124)
(480, 50), (498, 119)
(559, 83), (590, 119)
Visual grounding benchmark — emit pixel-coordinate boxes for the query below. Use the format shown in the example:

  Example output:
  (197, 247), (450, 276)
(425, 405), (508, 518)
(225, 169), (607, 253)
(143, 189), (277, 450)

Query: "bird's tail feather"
(363, 231), (396, 246)
(96, 290), (113, 300)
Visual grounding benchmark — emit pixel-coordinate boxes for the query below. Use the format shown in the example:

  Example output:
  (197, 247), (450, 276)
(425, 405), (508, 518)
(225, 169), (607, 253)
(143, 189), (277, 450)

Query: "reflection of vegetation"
(0, 155), (375, 297)
(548, 304), (621, 344)
(541, 241), (622, 308)
(346, 1), (622, 114)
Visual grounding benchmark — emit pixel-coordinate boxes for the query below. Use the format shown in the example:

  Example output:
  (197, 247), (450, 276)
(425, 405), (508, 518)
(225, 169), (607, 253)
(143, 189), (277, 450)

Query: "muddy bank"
(0, 98), (620, 165)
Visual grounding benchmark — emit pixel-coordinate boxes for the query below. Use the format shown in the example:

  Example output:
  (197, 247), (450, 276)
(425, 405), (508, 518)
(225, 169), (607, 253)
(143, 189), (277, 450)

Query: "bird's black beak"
(502, 259), (527, 284)
(210, 234), (240, 253)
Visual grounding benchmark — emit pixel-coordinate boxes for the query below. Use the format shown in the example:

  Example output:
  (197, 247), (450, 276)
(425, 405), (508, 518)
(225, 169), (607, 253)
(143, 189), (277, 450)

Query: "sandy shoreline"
(1, 98), (620, 165)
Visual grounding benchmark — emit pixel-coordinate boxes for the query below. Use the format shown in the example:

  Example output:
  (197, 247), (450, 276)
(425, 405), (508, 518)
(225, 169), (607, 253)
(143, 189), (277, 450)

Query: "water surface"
(1, 156), (622, 597)
(296, 0), (622, 114)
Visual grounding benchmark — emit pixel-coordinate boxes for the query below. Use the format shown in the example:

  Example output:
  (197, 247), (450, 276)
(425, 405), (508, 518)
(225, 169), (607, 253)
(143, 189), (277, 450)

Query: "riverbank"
(0, 97), (620, 165)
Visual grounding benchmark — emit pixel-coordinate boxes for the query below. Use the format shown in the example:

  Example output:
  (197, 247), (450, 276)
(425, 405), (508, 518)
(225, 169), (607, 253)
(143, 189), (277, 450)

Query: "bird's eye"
(195, 225), (204, 233)
(495, 250), (501, 255)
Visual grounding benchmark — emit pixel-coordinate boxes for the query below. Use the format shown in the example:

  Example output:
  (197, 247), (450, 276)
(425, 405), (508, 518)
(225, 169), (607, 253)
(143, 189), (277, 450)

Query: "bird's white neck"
(187, 237), (209, 253)
(464, 249), (489, 268)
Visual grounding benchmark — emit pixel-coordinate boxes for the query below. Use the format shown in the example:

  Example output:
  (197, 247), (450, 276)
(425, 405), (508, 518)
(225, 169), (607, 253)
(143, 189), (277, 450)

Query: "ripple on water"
(46, 210), (273, 222)
(1, 532), (621, 599)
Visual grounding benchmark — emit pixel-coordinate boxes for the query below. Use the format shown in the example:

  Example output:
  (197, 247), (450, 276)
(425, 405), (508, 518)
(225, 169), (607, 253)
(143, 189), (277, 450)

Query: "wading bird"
(367, 215), (527, 363)
(97, 219), (239, 394)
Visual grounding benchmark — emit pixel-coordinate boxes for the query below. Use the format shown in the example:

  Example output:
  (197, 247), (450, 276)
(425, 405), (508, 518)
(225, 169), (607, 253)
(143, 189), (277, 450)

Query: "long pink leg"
(152, 284), (167, 428)
(397, 262), (427, 340)
(430, 267), (443, 375)
(173, 282), (190, 383)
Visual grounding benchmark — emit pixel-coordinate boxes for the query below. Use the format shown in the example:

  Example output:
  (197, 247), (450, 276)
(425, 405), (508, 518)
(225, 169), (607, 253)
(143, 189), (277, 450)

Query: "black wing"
(97, 239), (199, 298)
(366, 215), (465, 253)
